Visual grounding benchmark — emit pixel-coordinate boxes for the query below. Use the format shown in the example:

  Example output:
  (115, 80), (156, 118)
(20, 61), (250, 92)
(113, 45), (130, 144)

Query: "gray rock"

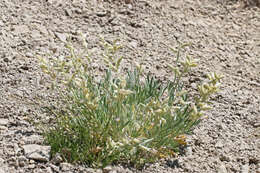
(0, 126), (8, 131)
(85, 168), (95, 173)
(28, 164), (36, 169)
(96, 169), (103, 173)
(60, 162), (73, 171)
(45, 167), (53, 173)
(55, 32), (67, 42)
(22, 144), (51, 162)
(103, 166), (113, 173)
(0, 119), (8, 126)
(215, 140), (224, 148)
(0, 158), (4, 165)
(185, 146), (193, 156)
(240, 164), (249, 173)
(129, 41), (138, 49)
(217, 163), (227, 173)
(0, 167), (6, 173)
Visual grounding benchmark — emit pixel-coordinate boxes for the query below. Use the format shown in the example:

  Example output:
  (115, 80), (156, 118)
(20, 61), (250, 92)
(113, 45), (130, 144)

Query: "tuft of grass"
(38, 34), (222, 168)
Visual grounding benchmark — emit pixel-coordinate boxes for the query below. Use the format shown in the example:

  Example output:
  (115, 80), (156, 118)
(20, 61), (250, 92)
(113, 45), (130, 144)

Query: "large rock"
(22, 144), (51, 162)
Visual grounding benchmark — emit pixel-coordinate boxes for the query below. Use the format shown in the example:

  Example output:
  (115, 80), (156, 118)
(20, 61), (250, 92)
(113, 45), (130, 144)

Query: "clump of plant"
(38, 34), (222, 168)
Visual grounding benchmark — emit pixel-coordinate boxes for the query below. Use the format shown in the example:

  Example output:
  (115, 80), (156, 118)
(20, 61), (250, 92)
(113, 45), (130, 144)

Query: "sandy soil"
(0, 0), (259, 172)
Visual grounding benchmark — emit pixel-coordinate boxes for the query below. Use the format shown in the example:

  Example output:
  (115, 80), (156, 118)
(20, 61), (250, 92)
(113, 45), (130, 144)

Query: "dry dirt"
(0, 0), (260, 172)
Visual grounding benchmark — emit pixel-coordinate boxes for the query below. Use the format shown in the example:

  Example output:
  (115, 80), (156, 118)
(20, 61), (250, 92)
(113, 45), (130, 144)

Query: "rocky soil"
(0, 0), (260, 172)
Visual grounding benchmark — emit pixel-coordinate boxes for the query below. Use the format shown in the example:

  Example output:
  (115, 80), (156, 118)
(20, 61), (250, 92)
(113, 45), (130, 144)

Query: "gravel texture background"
(0, 0), (260, 172)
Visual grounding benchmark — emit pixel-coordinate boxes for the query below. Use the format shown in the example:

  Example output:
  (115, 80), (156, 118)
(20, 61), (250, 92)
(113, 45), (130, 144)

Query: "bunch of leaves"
(38, 34), (222, 168)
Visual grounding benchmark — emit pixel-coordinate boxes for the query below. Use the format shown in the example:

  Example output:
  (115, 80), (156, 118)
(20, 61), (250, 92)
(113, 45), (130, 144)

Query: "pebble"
(0, 126), (8, 131)
(60, 162), (73, 171)
(96, 11), (107, 17)
(0, 158), (4, 165)
(51, 153), (63, 164)
(55, 32), (67, 42)
(219, 154), (231, 162)
(240, 164), (249, 173)
(45, 167), (53, 173)
(103, 166), (113, 173)
(84, 168), (95, 173)
(217, 163), (227, 173)
(185, 146), (193, 156)
(18, 156), (27, 167)
(28, 164), (35, 169)
(48, 164), (60, 172)
(96, 169), (103, 173)
(0, 119), (9, 126)
(215, 140), (224, 148)
(65, 9), (72, 17)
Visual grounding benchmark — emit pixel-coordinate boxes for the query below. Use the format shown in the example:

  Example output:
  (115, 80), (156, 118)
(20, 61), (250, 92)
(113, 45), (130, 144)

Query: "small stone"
(65, 9), (72, 16)
(25, 52), (34, 58)
(0, 119), (8, 126)
(47, 0), (62, 5)
(215, 140), (224, 148)
(0, 158), (4, 165)
(29, 159), (35, 164)
(51, 153), (63, 164)
(129, 41), (138, 49)
(103, 166), (113, 173)
(22, 144), (51, 162)
(109, 171), (117, 173)
(237, 70), (243, 74)
(85, 168), (95, 173)
(55, 32), (67, 42)
(60, 162), (72, 171)
(45, 167), (53, 173)
(125, 0), (133, 4)
(96, 11), (107, 17)
(241, 164), (249, 173)
(3, 57), (9, 62)
(0, 167), (6, 173)
(219, 154), (231, 162)
(185, 146), (193, 156)
(217, 163), (227, 173)
(253, 122), (260, 128)
(75, 9), (82, 14)
(8, 156), (18, 167)
(13, 25), (30, 34)
(48, 164), (60, 172)
(28, 164), (35, 169)
(191, 82), (197, 89)
(18, 156), (27, 167)
(0, 126), (8, 131)
(20, 65), (29, 71)
(96, 169), (103, 173)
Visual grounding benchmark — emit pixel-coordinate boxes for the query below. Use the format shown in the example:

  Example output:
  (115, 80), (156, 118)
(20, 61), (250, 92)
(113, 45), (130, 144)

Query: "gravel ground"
(0, 0), (260, 172)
